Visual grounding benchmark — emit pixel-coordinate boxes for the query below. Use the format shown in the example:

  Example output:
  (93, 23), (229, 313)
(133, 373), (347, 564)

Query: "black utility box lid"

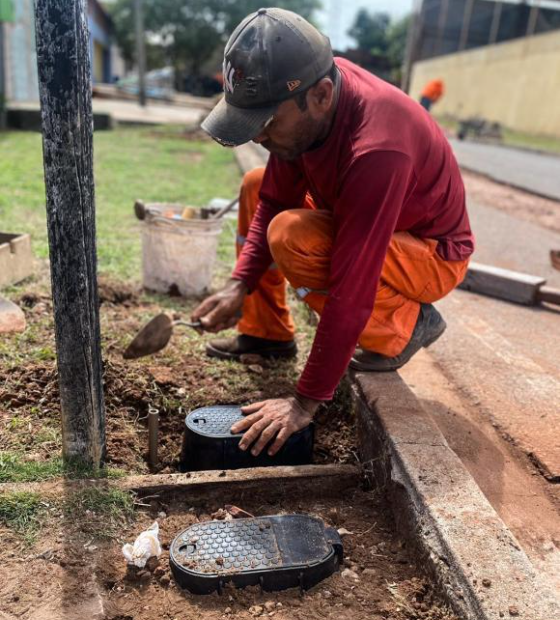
(170, 514), (343, 594)
(180, 405), (314, 471)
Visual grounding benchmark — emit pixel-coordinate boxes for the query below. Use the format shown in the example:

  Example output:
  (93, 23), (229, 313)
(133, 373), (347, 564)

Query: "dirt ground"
(0, 278), (356, 476)
(0, 483), (458, 620)
(462, 169), (560, 234)
(0, 278), (458, 620)
(402, 349), (560, 593)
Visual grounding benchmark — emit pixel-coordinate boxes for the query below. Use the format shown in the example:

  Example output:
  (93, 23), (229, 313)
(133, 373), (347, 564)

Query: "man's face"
(252, 95), (329, 161)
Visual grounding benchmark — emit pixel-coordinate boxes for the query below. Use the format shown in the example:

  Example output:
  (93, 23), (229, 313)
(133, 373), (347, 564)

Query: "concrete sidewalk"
(450, 139), (560, 201)
(8, 99), (206, 127)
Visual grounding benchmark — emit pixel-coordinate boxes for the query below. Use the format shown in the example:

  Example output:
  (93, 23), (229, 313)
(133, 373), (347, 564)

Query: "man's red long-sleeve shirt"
(232, 58), (474, 401)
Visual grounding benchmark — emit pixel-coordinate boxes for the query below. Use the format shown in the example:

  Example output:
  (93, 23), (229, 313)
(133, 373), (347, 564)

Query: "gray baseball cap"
(201, 8), (333, 147)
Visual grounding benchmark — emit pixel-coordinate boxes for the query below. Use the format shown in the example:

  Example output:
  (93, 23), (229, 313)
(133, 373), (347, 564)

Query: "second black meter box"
(180, 405), (314, 471)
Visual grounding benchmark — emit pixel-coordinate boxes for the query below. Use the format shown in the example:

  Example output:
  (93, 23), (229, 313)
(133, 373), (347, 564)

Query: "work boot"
(349, 303), (446, 372)
(206, 334), (297, 361)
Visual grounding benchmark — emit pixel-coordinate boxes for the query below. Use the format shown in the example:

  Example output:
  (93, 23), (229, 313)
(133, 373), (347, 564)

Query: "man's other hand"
(191, 279), (248, 333)
(231, 396), (320, 457)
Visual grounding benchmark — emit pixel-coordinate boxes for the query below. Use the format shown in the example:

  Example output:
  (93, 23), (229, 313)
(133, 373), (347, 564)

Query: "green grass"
(0, 452), (64, 483)
(436, 114), (560, 155)
(501, 127), (560, 155)
(0, 452), (127, 483)
(0, 125), (241, 279)
(0, 491), (44, 543)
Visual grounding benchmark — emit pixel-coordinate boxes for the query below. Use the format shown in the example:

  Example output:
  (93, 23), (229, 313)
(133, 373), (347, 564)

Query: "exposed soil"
(462, 169), (560, 234)
(0, 280), (356, 474)
(401, 349), (560, 593)
(0, 485), (457, 620)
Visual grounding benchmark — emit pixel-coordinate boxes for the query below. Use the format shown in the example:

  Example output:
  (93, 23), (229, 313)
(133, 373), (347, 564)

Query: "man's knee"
(267, 210), (304, 263)
(242, 167), (266, 193)
(267, 209), (333, 272)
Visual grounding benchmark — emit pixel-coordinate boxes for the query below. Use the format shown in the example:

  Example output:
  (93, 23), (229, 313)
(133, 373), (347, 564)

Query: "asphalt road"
(449, 139), (560, 202)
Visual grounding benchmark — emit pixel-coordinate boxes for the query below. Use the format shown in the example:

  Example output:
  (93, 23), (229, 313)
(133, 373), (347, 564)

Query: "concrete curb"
(351, 370), (560, 620)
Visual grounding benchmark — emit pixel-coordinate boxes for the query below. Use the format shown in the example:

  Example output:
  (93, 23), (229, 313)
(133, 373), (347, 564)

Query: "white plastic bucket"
(141, 203), (223, 297)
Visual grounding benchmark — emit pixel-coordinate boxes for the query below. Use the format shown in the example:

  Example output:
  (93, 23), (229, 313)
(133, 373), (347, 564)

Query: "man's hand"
(231, 396), (320, 457)
(191, 279), (248, 333)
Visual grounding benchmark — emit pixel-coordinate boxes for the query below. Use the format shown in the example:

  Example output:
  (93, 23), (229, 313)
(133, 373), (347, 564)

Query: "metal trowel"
(123, 313), (202, 360)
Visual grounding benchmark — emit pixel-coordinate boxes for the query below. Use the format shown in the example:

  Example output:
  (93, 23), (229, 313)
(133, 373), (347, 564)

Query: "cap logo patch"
(287, 80), (301, 91)
(223, 59), (236, 94)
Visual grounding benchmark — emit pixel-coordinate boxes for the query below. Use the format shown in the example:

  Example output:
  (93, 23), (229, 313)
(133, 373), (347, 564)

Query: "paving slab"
(352, 371), (560, 620)
(450, 138), (560, 201)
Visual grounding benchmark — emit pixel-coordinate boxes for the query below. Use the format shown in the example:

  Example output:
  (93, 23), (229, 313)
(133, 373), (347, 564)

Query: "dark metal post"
(526, 3), (540, 37)
(459, 0), (475, 51)
(435, 0), (450, 55)
(489, 1), (503, 45)
(134, 0), (146, 106)
(401, 0), (426, 93)
(34, 0), (106, 469)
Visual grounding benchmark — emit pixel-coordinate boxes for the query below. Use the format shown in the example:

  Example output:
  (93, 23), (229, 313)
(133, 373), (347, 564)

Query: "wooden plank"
(458, 261), (546, 305)
(0, 465), (360, 501)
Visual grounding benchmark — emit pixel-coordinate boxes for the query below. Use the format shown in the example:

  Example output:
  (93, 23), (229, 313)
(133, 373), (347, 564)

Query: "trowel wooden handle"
(174, 320), (202, 329)
(211, 197), (239, 219)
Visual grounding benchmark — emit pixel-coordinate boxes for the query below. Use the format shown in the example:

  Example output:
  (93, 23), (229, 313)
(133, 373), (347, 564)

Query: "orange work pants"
(236, 167), (469, 356)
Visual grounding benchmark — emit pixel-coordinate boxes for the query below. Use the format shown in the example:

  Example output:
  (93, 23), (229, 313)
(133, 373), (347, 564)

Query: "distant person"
(192, 9), (473, 458)
(420, 79), (445, 112)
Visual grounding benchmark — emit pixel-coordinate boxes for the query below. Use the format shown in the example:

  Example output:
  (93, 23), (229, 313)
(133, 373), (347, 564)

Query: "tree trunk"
(34, 0), (106, 469)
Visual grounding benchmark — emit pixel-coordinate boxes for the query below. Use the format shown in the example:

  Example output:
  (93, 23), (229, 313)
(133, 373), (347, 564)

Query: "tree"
(346, 9), (411, 84)
(387, 15), (411, 83)
(109, 0), (321, 83)
(347, 9), (390, 56)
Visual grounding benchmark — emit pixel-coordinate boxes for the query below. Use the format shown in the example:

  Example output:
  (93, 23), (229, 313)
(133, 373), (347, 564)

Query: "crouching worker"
(192, 8), (474, 459)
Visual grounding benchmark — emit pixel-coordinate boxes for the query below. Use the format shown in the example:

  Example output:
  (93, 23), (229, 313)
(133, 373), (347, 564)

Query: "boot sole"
(349, 319), (447, 372)
(206, 342), (298, 361)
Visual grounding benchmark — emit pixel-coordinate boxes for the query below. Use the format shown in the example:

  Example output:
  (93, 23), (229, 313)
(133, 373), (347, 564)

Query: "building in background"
(408, 0), (560, 62)
(405, 0), (560, 137)
(1, 0), (122, 104)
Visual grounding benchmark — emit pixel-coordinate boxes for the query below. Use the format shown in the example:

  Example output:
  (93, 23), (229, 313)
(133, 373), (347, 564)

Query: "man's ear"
(308, 78), (334, 112)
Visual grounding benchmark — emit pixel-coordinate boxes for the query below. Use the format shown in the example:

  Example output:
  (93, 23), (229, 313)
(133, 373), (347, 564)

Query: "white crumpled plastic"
(122, 521), (162, 568)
